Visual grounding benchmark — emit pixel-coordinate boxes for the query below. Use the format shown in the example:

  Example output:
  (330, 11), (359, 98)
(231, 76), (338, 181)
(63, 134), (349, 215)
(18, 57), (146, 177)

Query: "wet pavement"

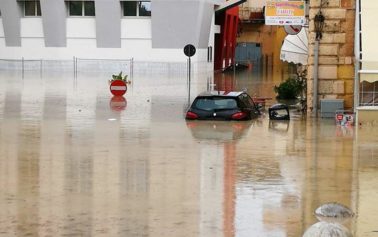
(0, 67), (378, 237)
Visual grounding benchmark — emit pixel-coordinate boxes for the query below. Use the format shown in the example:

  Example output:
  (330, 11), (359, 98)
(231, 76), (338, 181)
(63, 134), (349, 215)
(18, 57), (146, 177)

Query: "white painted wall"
(0, 17), (215, 62)
(67, 18), (96, 39)
(21, 18), (44, 37)
(121, 19), (151, 39)
(0, 39), (5, 49)
(0, 19), (4, 37)
(0, 22), (5, 56)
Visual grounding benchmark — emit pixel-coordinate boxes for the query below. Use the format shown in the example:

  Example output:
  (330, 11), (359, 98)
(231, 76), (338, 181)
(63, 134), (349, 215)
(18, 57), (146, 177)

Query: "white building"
(0, 0), (230, 62)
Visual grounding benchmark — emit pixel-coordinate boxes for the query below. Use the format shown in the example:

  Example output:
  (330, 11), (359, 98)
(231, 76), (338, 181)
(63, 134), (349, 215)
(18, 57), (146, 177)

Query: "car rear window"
(194, 97), (238, 111)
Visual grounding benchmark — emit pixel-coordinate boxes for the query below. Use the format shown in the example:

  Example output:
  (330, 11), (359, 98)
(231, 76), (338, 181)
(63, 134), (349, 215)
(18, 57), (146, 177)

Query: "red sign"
(336, 114), (343, 121)
(110, 80), (127, 96)
(110, 96), (127, 111)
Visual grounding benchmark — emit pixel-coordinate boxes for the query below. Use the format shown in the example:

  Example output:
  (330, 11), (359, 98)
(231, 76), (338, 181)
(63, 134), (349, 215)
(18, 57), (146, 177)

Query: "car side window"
(246, 94), (256, 107)
(238, 94), (251, 108)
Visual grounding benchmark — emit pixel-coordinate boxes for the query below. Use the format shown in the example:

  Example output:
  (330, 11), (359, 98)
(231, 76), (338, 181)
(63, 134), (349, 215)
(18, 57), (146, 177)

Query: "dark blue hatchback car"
(185, 91), (261, 121)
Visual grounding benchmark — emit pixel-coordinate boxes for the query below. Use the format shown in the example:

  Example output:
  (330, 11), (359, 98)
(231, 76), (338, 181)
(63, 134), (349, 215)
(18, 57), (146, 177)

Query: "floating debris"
(303, 222), (352, 237)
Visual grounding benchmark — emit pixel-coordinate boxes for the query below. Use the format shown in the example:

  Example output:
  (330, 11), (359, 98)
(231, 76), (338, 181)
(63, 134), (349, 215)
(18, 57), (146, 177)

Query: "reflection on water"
(0, 64), (377, 237)
(186, 121), (253, 142)
(269, 120), (290, 133)
(214, 61), (294, 108)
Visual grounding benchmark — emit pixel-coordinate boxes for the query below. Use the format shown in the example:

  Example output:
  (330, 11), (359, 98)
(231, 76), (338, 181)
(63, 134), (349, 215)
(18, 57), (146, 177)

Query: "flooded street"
(0, 66), (378, 237)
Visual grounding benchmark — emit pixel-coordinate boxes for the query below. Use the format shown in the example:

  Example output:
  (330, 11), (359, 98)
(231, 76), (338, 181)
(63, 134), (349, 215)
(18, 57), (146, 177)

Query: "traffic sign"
(110, 80), (127, 96)
(284, 25), (302, 35)
(184, 44), (196, 57)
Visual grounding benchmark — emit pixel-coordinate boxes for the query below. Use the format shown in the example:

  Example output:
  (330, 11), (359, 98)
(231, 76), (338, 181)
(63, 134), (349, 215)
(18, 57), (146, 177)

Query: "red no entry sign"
(110, 80), (127, 96)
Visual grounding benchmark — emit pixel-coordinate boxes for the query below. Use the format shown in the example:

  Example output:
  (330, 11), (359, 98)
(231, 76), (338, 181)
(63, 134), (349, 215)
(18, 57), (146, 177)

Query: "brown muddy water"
(0, 69), (378, 237)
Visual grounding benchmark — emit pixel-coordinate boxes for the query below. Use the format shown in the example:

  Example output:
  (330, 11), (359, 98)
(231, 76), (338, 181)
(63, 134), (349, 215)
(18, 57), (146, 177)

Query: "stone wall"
(307, 0), (356, 112)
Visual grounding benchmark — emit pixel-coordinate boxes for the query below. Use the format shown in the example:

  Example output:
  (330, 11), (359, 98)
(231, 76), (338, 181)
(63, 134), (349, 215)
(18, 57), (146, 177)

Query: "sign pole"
(188, 56), (191, 105)
(183, 44), (196, 106)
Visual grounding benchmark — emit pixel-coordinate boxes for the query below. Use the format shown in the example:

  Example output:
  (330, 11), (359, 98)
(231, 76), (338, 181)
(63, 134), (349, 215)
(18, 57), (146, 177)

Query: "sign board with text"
(265, 1), (306, 26)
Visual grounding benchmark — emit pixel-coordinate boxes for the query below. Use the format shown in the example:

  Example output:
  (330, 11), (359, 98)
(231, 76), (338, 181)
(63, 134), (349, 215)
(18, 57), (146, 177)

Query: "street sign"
(335, 110), (355, 126)
(110, 80), (127, 96)
(265, 1), (306, 26)
(284, 25), (302, 35)
(184, 44), (196, 57)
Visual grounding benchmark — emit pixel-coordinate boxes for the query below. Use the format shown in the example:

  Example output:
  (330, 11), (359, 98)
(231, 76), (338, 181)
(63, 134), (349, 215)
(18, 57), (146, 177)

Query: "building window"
(207, 46), (213, 62)
(24, 1), (41, 16)
(69, 1), (95, 16)
(123, 1), (151, 17)
(139, 1), (151, 16)
(123, 1), (137, 16)
(360, 81), (378, 106)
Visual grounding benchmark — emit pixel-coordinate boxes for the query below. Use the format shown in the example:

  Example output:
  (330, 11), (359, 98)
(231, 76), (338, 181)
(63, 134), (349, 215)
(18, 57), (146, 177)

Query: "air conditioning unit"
(320, 99), (344, 118)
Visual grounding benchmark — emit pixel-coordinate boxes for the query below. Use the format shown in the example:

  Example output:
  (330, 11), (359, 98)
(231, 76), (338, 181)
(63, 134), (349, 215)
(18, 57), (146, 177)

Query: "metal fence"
(0, 58), (213, 79)
(0, 57), (133, 79)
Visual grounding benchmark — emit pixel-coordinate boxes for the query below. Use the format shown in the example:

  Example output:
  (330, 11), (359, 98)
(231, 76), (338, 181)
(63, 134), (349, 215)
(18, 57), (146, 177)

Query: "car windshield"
(194, 97), (238, 111)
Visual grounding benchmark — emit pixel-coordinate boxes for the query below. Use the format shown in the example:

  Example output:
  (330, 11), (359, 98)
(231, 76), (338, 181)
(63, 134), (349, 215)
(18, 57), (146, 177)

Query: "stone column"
(307, 0), (356, 113)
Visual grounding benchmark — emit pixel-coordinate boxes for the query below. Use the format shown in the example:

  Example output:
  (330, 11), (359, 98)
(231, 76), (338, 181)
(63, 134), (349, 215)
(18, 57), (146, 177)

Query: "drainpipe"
(353, 0), (360, 111)
(312, 9), (325, 117)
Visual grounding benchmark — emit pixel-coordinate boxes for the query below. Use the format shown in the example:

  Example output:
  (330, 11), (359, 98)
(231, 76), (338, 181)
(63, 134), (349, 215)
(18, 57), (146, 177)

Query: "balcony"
(239, 7), (264, 23)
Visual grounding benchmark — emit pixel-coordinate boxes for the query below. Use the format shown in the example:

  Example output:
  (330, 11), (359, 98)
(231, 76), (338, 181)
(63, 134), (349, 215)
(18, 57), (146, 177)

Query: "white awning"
(359, 64), (378, 83)
(280, 28), (308, 65)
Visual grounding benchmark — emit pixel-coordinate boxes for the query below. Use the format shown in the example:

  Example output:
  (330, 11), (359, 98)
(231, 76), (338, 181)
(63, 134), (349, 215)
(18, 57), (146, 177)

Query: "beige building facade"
(307, 0), (356, 111)
(308, 0), (378, 123)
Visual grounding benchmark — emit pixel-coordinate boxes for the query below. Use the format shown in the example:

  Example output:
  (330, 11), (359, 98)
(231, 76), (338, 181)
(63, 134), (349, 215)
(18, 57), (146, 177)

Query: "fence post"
(40, 59), (43, 78)
(73, 56), (75, 78)
(75, 57), (78, 78)
(22, 57), (24, 79)
(131, 58), (134, 80)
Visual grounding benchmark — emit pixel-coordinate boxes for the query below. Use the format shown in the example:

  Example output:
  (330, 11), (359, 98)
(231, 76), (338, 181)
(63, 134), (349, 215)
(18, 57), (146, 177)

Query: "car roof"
(197, 91), (245, 97)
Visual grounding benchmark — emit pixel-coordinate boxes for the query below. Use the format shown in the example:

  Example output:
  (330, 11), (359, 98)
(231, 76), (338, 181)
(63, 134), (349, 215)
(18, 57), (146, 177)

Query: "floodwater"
(0, 66), (378, 237)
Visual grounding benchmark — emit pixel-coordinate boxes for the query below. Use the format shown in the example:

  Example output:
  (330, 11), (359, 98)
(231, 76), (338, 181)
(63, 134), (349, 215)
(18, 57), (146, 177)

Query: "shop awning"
(359, 66), (378, 83)
(280, 28), (308, 65)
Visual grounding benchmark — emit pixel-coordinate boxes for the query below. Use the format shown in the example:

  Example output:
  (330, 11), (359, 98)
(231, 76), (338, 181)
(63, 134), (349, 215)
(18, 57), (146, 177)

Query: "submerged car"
(185, 91), (261, 121)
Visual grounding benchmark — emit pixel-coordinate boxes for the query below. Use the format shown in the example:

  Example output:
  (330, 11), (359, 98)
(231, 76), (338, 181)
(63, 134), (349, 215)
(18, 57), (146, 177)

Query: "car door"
(238, 93), (259, 119)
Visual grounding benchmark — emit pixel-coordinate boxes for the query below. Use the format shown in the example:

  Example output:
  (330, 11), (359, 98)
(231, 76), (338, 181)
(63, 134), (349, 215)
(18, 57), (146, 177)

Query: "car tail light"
(186, 111), (199, 119)
(231, 112), (247, 120)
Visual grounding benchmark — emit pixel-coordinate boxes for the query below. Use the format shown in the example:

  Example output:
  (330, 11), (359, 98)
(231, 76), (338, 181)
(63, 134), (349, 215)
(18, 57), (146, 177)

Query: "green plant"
(274, 77), (304, 99)
(110, 71), (128, 82)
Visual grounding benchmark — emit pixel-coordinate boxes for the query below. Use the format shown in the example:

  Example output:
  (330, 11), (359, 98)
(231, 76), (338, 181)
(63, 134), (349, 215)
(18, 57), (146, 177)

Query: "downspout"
(353, 0), (360, 111)
(312, 6), (324, 118)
